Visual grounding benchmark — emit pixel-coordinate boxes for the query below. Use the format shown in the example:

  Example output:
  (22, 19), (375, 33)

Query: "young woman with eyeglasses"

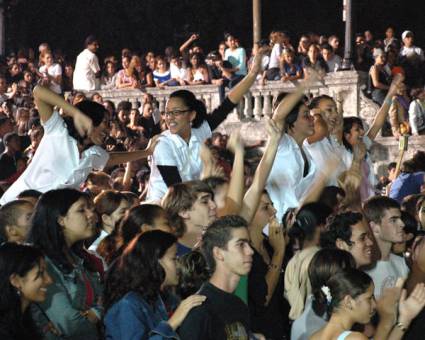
(146, 51), (265, 201)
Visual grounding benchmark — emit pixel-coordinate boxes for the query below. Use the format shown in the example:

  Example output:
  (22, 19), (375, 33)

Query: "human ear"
(9, 273), (22, 291)
(369, 221), (380, 237)
(213, 246), (224, 262)
(57, 216), (65, 227)
(178, 210), (190, 220)
(336, 238), (350, 251)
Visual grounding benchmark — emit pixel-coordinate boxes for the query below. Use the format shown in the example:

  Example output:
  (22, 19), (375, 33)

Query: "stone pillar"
(253, 0), (261, 45)
(341, 0), (353, 70)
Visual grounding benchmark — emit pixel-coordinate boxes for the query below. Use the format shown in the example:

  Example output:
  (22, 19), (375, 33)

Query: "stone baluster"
(262, 92), (272, 117)
(203, 94), (212, 113)
(158, 96), (166, 113)
(243, 93), (253, 119)
(253, 92), (263, 120)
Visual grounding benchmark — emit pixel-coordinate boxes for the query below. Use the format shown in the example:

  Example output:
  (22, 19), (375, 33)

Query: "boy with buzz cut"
(0, 199), (34, 243)
(178, 215), (264, 340)
(363, 196), (409, 297)
(162, 180), (217, 257)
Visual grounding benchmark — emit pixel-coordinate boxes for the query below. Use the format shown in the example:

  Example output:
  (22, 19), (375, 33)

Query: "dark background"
(4, 0), (425, 60)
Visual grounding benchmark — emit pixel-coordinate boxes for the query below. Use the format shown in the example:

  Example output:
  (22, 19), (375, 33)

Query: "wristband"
(384, 97), (393, 106)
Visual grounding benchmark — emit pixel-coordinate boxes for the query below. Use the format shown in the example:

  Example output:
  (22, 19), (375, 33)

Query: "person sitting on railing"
(224, 33), (248, 77)
(280, 48), (303, 82)
(297, 35), (311, 58)
(369, 48), (392, 105)
(146, 52), (264, 202)
(170, 55), (188, 86)
(320, 43), (342, 72)
(131, 54), (155, 88)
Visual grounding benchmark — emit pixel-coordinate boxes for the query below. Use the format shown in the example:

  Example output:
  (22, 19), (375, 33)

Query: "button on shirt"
(266, 134), (317, 220)
(147, 121), (211, 202)
(73, 48), (100, 91)
(304, 136), (348, 187)
(0, 111), (109, 204)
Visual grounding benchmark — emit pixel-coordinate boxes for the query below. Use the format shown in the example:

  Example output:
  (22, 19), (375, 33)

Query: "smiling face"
(344, 122), (365, 147)
(10, 258), (53, 306)
(60, 197), (97, 246)
(317, 98), (340, 133)
(346, 220), (374, 267)
(164, 97), (195, 138)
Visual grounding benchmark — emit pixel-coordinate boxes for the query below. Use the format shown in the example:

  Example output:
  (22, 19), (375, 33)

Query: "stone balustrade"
(87, 71), (423, 177)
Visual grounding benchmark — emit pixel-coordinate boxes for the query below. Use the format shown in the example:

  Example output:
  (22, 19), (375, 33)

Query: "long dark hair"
(0, 243), (44, 339)
(168, 89), (207, 128)
(98, 204), (166, 265)
(27, 188), (94, 273)
(342, 116), (364, 152)
(104, 230), (177, 311)
(309, 248), (356, 318)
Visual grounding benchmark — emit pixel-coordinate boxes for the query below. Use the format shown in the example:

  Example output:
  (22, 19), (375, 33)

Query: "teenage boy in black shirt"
(178, 215), (264, 340)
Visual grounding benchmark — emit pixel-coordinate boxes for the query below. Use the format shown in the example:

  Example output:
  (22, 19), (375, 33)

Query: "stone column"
(253, 0), (261, 45)
(341, 0), (353, 70)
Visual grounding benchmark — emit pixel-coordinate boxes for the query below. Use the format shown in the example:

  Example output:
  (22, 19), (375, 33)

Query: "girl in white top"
(39, 51), (62, 94)
(0, 86), (157, 204)
(146, 52), (264, 201)
(310, 268), (425, 340)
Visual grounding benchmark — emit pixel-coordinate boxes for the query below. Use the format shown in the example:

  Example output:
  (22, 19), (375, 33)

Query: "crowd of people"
(0, 26), (424, 340)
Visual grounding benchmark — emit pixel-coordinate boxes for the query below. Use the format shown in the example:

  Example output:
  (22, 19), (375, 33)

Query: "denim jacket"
(31, 255), (103, 339)
(104, 291), (179, 340)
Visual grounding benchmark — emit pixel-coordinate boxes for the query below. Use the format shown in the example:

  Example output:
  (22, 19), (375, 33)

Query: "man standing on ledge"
(73, 35), (101, 91)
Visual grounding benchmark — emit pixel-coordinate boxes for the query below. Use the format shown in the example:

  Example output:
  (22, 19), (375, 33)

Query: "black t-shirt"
(403, 307), (425, 339)
(248, 246), (291, 340)
(0, 152), (18, 180)
(178, 282), (252, 340)
(139, 116), (161, 139)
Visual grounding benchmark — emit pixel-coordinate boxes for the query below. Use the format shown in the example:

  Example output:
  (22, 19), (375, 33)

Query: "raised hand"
(268, 217), (286, 254)
(398, 283), (425, 326)
(168, 294), (207, 330)
(226, 129), (244, 154)
(265, 117), (282, 141)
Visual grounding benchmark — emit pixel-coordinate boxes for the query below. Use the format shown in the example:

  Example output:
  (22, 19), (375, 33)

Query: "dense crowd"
(0, 27), (424, 340)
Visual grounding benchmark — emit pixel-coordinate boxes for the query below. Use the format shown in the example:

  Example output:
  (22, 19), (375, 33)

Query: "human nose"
(44, 272), (53, 286)
(209, 199), (217, 211)
(246, 243), (254, 255)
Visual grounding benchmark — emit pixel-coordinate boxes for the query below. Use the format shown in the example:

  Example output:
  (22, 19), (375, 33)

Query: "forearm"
(367, 95), (392, 140)
(226, 148), (245, 211)
(272, 85), (305, 131)
(33, 85), (79, 121)
(107, 150), (150, 167)
(264, 252), (284, 305)
(240, 136), (280, 223)
(122, 162), (132, 190)
(227, 72), (257, 104)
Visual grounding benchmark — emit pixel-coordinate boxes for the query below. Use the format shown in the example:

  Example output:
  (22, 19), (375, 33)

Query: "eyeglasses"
(163, 109), (191, 118)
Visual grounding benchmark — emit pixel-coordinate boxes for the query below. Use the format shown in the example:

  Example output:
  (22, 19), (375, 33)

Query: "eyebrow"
(235, 238), (250, 243)
(199, 193), (212, 200)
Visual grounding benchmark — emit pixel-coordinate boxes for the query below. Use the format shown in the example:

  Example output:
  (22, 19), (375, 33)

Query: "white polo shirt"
(266, 134), (317, 220)
(146, 121), (211, 202)
(304, 136), (348, 187)
(73, 48), (100, 91)
(0, 111), (109, 204)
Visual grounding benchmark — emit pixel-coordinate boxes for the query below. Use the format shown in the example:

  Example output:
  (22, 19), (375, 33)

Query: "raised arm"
(33, 85), (93, 136)
(239, 118), (282, 223)
(367, 74), (404, 141)
(179, 34), (199, 53)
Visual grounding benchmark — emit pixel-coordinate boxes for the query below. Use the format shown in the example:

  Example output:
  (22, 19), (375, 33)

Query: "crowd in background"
(0, 26), (424, 340)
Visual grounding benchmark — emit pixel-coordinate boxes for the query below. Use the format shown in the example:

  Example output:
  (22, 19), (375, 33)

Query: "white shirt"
(170, 63), (187, 80)
(408, 99), (425, 135)
(365, 253), (409, 298)
(399, 45), (425, 61)
(325, 54), (342, 72)
(266, 134), (317, 220)
(39, 63), (62, 94)
(304, 137), (348, 186)
(146, 121), (211, 202)
(0, 112), (109, 204)
(268, 43), (282, 69)
(73, 48), (100, 91)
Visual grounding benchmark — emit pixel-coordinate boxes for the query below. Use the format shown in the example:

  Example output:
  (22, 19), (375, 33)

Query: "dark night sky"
(5, 0), (425, 60)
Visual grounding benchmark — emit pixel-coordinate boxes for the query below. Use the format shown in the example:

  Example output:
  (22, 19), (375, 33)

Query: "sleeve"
(248, 253), (268, 315)
(89, 146), (110, 171)
(157, 166), (182, 187)
(36, 281), (96, 338)
(53, 64), (62, 76)
(105, 299), (150, 340)
(206, 97), (237, 130)
(409, 101), (419, 135)
(90, 55), (101, 73)
(178, 307), (211, 340)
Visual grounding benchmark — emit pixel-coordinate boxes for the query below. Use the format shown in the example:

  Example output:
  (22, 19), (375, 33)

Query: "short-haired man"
(73, 35), (101, 91)
(178, 215), (257, 340)
(162, 180), (217, 256)
(320, 211), (374, 268)
(363, 196), (409, 297)
(320, 43), (342, 72)
(0, 199), (34, 243)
